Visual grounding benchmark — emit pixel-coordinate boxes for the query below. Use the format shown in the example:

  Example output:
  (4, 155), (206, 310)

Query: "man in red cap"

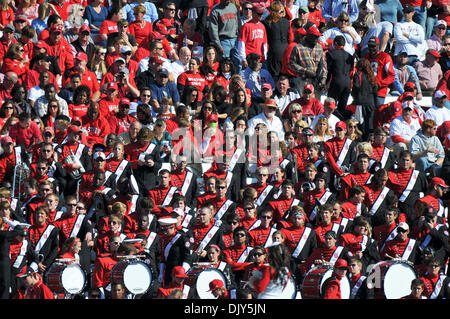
(64, 51), (100, 102)
(289, 25), (327, 97)
(247, 98), (284, 140)
(108, 98), (137, 136)
(415, 49), (444, 96)
(323, 119), (357, 178)
(416, 176), (448, 223)
(207, 279), (229, 299)
(98, 82), (120, 118)
(310, 97), (340, 134)
(280, 27), (306, 80)
(364, 35), (395, 107)
(19, 264), (54, 299)
(70, 24), (96, 63)
(0, 24), (17, 67)
(236, 4), (267, 72)
(322, 258), (349, 299)
(44, 24), (74, 77)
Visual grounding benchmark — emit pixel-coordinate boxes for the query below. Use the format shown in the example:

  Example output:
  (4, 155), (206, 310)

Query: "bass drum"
(370, 260), (417, 299)
(186, 267), (228, 299)
(111, 260), (152, 295)
(301, 266), (351, 299)
(46, 262), (86, 295)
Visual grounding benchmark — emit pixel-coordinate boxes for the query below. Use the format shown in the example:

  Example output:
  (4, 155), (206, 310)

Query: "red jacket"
(80, 114), (111, 146)
(364, 51), (395, 97)
(24, 275), (54, 299)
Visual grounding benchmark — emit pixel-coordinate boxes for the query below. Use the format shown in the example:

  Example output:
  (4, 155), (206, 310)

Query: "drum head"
(383, 263), (416, 299)
(319, 269), (351, 299)
(123, 262), (152, 295)
(196, 269), (227, 299)
(61, 264), (86, 294)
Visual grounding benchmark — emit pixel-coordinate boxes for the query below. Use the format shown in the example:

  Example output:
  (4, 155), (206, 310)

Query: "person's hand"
(403, 33), (410, 38)
(38, 262), (46, 273)
(146, 159), (154, 167)
(425, 219), (435, 230)
(428, 147), (439, 155)
(138, 158), (146, 166)
(218, 46), (224, 55)
(416, 93), (423, 101)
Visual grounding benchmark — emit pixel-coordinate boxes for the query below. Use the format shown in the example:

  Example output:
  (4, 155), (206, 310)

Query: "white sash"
(359, 235), (369, 252)
(282, 199), (300, 220)
(129, 194), (139, 214)
(336, 138), (352, 166)
(369, 187), (390, 216)
(215, 200), (233, 221)
(332, 223), (341, 234)
(338, 218), (350, 234)
(430, 275), (447, 299)
(380, 225), (398, 252)
(310, 191), (333, 221)
(138, 143), (156, 161)
(181, 214), (193, 229)
(12, 240), (28, 268)
(248, 219), (261, 231)
(420, 224), (443, 251)
(225, 171), (234, 189)
(329, 246), (344, 264)
(350, 275), (367, 299)
(197, 221), (222, 252)
(162, 186), (178, 207)
(380, 147), (390, 168)
(437, 200), (447, 219)
(292, 227), (312, 258)
(75, 143), (85, 159)
(255, 185), (274, 207)
(145, 232), (157, 250)
(237, 247), (253, 263)
(69, 214), (85, 238)
(180, 171), (193, 196)
(263, 224), (278, 248)
(399, 170), (419, 202)
(401, 238), (416, 261)
(228, 148), (243, 172)
(164, 233), (182, 260)
(217, 261), (227, 271)
(33, 224), (55, 254)
(279, 159), (290, 169)
(10, 198), (18, 211)
(114, 160), (129, 182)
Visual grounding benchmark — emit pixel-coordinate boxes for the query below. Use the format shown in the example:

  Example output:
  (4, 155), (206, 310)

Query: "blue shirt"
(149, 82), (180, 104)
(375, 0), (404, 24)
(84, 5), (108, 32)
(123, 2), (159, 23)
(322, 0), (359, 23)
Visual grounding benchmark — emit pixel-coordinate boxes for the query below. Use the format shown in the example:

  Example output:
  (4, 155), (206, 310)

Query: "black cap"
(35, 53), (51, 62)
(325, 230), (337, 239)
(55, 114), (71, 122)
(246, 53), (260, 62)
(403, 4), (414, 13)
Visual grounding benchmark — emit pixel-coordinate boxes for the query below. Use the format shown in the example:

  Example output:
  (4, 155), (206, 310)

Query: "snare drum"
(46, 263), (86, 295)
(186, 267), (228, 299)
(301, 266), (351, 299)
(111, 260), (152, 295)
(370, 260), (417, 299)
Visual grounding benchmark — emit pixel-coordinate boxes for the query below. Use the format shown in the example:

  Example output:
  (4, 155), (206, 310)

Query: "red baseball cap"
(263, 99), (278, 108)
(107, 82), (118, 91)
(207, 279), (225, 291)
(295, 28), (307, 36)
(261, 83), (272, 91)
(119, 98), (131, 106)
(307, 25), (322, 37)
(1, 136), (13, 145)
(172, 266), (188, 278)
(149, 31), (164, 41)
(68, 125), (81, 134)
(149, 56), (165, 64)
(404, 82), (416, 89)
(34, 41), (46, 49)
(71, 116), (82, 125)
(335, 121), (347, 130)
(75, 52), (88, 61)
(155, 23), (169, 35)
(427, 50), (441, 58)
(80, 25), (90, 33)
(430, 177), (449, 188)
(334, 259), (348, 269)
(304, 83), (314, 92)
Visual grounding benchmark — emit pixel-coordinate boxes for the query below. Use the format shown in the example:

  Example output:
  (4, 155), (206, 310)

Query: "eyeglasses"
(254, 252), (265, 257)
(244, 7), (253, 10)
(339, 19), (349, 22)
(49, 105), (58, 108)
(37, 167), (47, 170)
(217, 185), (227, 189)
(166, 7), (176, 11)
(76, 206), (86, 210)
(261, 215), (272, 219)
(397, 229), (408, 233)
(349, 125), (357, 128)
(123, 52), (132, 56)
(41, 188), (51, 192)
(437, 26), (447, 30)
(142, 94), (151, 98)
(5, 106), (13, 109)
(235, 233), (246, 237)
(204, 107), (213, 111)
(42, 149), (52, 153)
(119, 25), (128, 28)
(243, 207), (254, 211)
(444, 43), (450, 46)
(292, 110), (302, 113)
(67, 203), (77, 207)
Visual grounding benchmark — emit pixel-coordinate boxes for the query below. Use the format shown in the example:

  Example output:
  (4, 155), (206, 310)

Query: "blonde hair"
(357, 141), (373, 156)
(314, 117), (332, 136)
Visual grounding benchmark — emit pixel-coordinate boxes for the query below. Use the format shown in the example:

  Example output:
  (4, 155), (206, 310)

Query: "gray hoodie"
(208, 2), (241, 48)
(409, 129), (445, 163)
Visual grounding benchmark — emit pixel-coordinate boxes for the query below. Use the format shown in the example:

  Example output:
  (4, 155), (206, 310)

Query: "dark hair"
(356, 58), (377, 87)
(266, 243), (291, 287)
(333, 35), (346, 47)
(349, 185), (366, 197)
(73, 85), (91, 104)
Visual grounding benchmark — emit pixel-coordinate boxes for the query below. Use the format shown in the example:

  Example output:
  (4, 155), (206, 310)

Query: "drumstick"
(116, 255), (147, 259)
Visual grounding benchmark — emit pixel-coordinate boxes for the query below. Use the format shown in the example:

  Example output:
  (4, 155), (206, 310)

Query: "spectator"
(393, 4), (426, 66)
(389, 100), (422, 151)
(9, 111), (43, 150)
(320, 12), (361, 56)
(84, 0), (108, 41)
(149, 68), (180, 105)
(243, 54), (275, 100)
(414, 49), (444, 96)
(208, 0), (240, 58)
(427, 20), (447, 51)
(128, 4), (153, 48)
(425, 90), (450, 127)
(322, 0), (359, 24)
(391, 51), (423, 99)
(70, 25), (96, 63)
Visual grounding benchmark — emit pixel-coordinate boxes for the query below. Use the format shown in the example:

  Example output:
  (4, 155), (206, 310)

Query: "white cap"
(434, 90), (448, 99)
(172, 208), (185, 217)
(402, 100), (414, 110)
(93, 151), (106, 161)
(435, 20), (447, 28)
(158, 217), (178, 226)
(397, 222), (409, 231)
(120, 45), (132, 53)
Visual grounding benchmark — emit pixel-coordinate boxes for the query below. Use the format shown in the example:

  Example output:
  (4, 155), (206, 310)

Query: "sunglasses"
(67, 203), (77, 207)
(244, 7), (253, 10)
(243, 207), (254, 211)
(339, 19), (349, 22)
(292, 110), (302, 113)
(217, 185), (227, 189)
(254, 252), (265, 257)
(261, 216), (272, 219)
(235, 233), (246, 237)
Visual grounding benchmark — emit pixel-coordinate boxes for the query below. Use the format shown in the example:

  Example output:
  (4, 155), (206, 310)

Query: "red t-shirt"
(128, 20), (153, 47)
(100, 20), (118, 36)
(177, 71), (207, 100)
(238, 21), (267, 61)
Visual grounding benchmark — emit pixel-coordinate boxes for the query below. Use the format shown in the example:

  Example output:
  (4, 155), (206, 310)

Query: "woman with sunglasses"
(0, 100), (16, 132)
(2, 43), (29, 80)
(345, 118), (363, 142)
(88, 45), (108, 82)
(94, 213), (125, 256)
(41, 98), (61, 128)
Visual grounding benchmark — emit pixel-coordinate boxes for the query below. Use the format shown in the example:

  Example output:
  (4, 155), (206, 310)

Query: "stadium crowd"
(0, 0), (449, 300)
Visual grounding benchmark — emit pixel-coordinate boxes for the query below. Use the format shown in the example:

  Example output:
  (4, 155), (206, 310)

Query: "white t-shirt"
(424, 106), (450, 127)
(248, 112), (285, 140)
(389, 115), (421, 144)
(28, 85), (45, 102)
